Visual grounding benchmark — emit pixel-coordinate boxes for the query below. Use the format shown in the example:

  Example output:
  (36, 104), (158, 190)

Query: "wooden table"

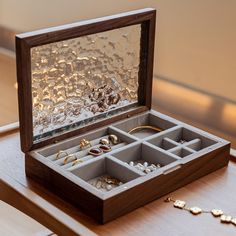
(0, 200), (54, 236)
(1, 130), (236, 236)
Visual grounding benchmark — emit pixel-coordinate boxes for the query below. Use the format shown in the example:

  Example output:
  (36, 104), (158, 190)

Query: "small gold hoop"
(56, 150), (68, 160)
(128, 125), (162, 134)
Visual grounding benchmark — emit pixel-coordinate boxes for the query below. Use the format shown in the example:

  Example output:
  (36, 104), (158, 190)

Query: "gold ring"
(72, 158), (83, 166)
(56, 150), (68, 160)
(64, 154), (77, 165)
(128, 125), (162, 134)
(79, 139), (91, 150)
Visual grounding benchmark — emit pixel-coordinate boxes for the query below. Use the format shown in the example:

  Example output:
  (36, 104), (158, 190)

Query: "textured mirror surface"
(31, 24), (141, 141)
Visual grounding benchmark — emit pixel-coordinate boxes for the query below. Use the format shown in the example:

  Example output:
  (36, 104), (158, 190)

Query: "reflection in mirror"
(31, 24), (141, 141)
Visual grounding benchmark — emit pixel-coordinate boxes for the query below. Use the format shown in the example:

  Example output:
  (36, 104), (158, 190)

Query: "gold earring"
(108, 134), (119, 144)
(99, 138), (110, 145)
(79, 139), (91, 150)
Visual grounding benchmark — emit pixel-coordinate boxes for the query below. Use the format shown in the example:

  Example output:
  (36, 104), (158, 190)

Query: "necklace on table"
(164, 197), (236, 227)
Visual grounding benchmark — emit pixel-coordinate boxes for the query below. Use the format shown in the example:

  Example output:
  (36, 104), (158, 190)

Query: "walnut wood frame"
(16, 8), (156, 152)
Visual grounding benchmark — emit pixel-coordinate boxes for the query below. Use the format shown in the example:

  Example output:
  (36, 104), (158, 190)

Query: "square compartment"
(147, 136), (178, 151)
(72, 157), (141, 192)
(169, 147), (194, 158)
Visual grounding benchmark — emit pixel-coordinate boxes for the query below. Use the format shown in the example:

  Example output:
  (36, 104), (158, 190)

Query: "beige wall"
(1, 0), (236, 101)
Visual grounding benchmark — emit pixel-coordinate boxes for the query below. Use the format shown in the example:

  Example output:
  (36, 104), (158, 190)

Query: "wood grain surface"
(0, 131), (236, 235)
(0, 171), (96, 236)
(0, 200), (53, 236)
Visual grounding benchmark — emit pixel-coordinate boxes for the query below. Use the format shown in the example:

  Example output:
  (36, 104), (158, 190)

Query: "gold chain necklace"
(164, 197), (236, 226)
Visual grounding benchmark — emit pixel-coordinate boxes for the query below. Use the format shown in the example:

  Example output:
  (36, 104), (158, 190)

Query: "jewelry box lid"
(16, 8), (156, 152)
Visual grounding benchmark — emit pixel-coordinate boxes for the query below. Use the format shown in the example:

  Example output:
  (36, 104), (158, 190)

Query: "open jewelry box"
(16, 8), (230, 223)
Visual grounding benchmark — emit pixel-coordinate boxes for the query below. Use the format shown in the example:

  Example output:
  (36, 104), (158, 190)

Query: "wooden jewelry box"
(16, 8), (230, 223)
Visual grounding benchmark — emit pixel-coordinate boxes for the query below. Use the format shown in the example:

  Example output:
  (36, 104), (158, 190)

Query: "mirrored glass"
(31, 24), (141, 141)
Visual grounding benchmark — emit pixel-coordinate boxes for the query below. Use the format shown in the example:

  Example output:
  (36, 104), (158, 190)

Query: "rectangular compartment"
(38, 126), (135, 157)
(112, 143), (179, 174)
(34, 126), (136, 169)
(114, 113), (177, 139)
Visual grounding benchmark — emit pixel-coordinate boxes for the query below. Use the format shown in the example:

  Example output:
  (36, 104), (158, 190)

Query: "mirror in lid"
(31, 24), (141, 143)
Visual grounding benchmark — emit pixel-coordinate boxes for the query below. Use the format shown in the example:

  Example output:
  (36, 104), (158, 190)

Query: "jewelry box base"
(25, 110), (230, 223)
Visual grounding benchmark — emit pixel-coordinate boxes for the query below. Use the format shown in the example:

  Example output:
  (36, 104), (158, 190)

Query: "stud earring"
(99, 138), (110, 145)
(108, 134), (119, 145)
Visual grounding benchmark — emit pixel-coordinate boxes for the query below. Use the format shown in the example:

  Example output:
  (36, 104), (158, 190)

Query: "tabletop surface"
(0, 131), (236, 236)
(0, 200), (54, 236)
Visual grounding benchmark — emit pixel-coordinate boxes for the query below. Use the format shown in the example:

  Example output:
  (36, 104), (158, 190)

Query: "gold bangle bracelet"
(128, 125), (162, 134)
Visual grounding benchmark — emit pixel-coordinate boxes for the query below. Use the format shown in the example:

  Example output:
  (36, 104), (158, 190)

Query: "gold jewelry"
(88, 147), (103, 156)
(64, 154), (77, 165)
(99, 138), (110, 145)
(128, 125), (162, 134)
(99, 145), (111, 153)
(91, 175), (123, 191)
(104, 177), (121, 185)
(165, 197), (236, 227)
(108, 134), (119, 144)
(72, 158), (83, 166)
(79, 139), (91, 150)
(56, 150), (68, 160)
(212, 209), (224, 217)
